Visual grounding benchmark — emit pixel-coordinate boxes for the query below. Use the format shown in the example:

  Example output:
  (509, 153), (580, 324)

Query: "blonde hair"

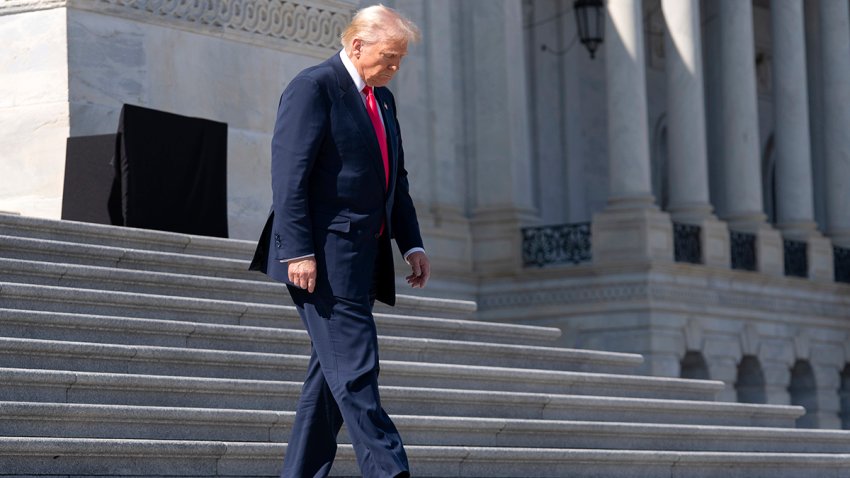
(341, 4), (421, 49)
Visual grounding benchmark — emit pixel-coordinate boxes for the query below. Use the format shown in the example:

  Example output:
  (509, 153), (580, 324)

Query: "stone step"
(0, 232), (259, 279)
(0, 256), (290, 305)
(0, 282), (555, 345)
(1, 437), (848, 477)
(3, 402), (849, 453)
(0, 337), (711, 399)
(0, 257), (476, 321)
(0, 309), (636, 373)
(0, 212), (253, 260)
(0, 368), (801, 427)
(0, 237), (478, 320)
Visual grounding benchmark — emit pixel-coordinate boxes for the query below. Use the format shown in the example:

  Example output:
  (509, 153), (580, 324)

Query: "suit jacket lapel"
(331, 55), (387, 192)
(330, 54), (396, 192)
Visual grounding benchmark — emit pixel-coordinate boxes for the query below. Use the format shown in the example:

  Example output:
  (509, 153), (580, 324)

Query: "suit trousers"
(280, 256), (409, 478)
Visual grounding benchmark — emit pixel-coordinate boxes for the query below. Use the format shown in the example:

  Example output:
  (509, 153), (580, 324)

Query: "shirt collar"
(340, 49), (366, 93)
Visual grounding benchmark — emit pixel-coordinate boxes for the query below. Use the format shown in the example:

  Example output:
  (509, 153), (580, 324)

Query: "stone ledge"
(478, 264), (850, 321)
(0, 0), (65, 16)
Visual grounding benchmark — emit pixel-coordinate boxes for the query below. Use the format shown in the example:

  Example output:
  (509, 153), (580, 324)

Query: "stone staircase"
(1, 213), (850, 477)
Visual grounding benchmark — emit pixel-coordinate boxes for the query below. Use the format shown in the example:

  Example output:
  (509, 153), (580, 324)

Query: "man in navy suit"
(250, 5), (430, 478)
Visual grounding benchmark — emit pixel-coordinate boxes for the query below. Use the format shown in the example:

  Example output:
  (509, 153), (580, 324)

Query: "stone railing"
(729, 230), (757, 272)
(522, 221), (850, 284)
(835, 246), (850, 283)
(783, 239), (808, 278)
(673, 222), (702, 264)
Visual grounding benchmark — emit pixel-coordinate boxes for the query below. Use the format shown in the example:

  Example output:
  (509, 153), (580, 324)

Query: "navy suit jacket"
(250, 53), (423, 307)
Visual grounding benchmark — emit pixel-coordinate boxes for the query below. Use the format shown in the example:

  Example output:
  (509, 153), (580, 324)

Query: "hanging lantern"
(574, 0), (605, 59)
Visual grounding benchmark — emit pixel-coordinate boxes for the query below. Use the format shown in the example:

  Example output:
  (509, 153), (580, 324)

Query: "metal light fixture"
(574, 0), (605, 59)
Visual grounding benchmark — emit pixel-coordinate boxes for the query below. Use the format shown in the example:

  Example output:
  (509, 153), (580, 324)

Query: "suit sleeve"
(271, 77), (329, 261)
(388, 94), (424, 256)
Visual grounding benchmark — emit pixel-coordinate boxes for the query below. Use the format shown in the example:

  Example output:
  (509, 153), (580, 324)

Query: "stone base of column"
(703, 356), (739, 403)
(414, 206), (475, 276)
(827, 230), (850, 249)
(756, 226), (784, 277)
(700, 217), (731, 269)
(728, 219), (784, 277)
(470, 207), (537, 276)
(762, 362), (793, 405)
(805, 234), (834, 282)
(812, 363), (843, 429)
(569, 311), (682, 378)
(811, 397), (842, 429)
(591, 203), (674, 265)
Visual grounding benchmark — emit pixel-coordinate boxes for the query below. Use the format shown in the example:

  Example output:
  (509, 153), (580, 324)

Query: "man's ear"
(352, 39), (363, 59)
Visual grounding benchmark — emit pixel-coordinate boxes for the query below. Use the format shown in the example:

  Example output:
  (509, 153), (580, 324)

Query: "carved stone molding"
(2, 0), (355, 55)
(480, 284), (651, 309)
(479, 276), (850, 320)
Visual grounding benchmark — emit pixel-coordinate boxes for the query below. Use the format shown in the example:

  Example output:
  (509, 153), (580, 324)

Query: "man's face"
(351, 38), (408, 87)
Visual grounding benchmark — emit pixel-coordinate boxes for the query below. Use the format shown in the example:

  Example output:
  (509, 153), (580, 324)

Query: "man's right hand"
(288, 257), (317, 293)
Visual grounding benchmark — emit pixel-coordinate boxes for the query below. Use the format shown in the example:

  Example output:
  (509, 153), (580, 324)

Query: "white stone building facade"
(2, 0), (849, 429)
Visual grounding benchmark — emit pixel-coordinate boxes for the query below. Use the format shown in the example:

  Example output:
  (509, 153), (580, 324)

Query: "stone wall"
(0, 0), (354, 239)
(0, 6), (69, 218)
(477, 262), (850, 428)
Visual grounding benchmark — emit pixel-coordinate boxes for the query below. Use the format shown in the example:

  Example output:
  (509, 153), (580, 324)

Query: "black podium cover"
(108, 104), (228, 238)
(62, 134), (118, 225)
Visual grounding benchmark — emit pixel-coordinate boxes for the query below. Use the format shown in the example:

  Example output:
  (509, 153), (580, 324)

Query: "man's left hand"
(405, 251), (430, 288)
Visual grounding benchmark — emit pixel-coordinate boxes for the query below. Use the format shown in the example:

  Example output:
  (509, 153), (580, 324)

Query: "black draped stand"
(107, 104), (229, 238)
(62, 134), (118, 225)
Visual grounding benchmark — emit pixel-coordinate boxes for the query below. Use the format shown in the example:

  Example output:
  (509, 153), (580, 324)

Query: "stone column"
(812, 363), (842, 429)
(762, 361), (793, 405)
(707, 356), (740, 403)
(716, 0), (782, 275)
(818, 1), (850, 247)
(660, 0), (728, 268)
(392, 0), (474, 294)
(771, 0), (833, 281)
(592, 0), (673, 265)
(465, 0), (536, 274)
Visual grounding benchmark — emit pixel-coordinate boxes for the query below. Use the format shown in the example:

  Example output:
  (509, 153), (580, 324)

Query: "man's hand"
(405, 251), (430, 289)
(288, 257), (317, 293)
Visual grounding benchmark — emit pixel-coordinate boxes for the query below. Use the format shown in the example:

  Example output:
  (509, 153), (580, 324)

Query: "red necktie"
(363, 86), (389, 189)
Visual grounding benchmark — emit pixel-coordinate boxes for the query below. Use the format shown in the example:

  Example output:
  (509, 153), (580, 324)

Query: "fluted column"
(466, 0), (536, 274)
(661, 0), (728, 268)
(661, 0), (708, 217)
(717, 0), (762, 224)
(819, 1), (850, 247)
(771, 0), (833, 281)
(592, 0), (673, 265)
(605, 0), (652, 206)
(716, 0), (782, 275)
